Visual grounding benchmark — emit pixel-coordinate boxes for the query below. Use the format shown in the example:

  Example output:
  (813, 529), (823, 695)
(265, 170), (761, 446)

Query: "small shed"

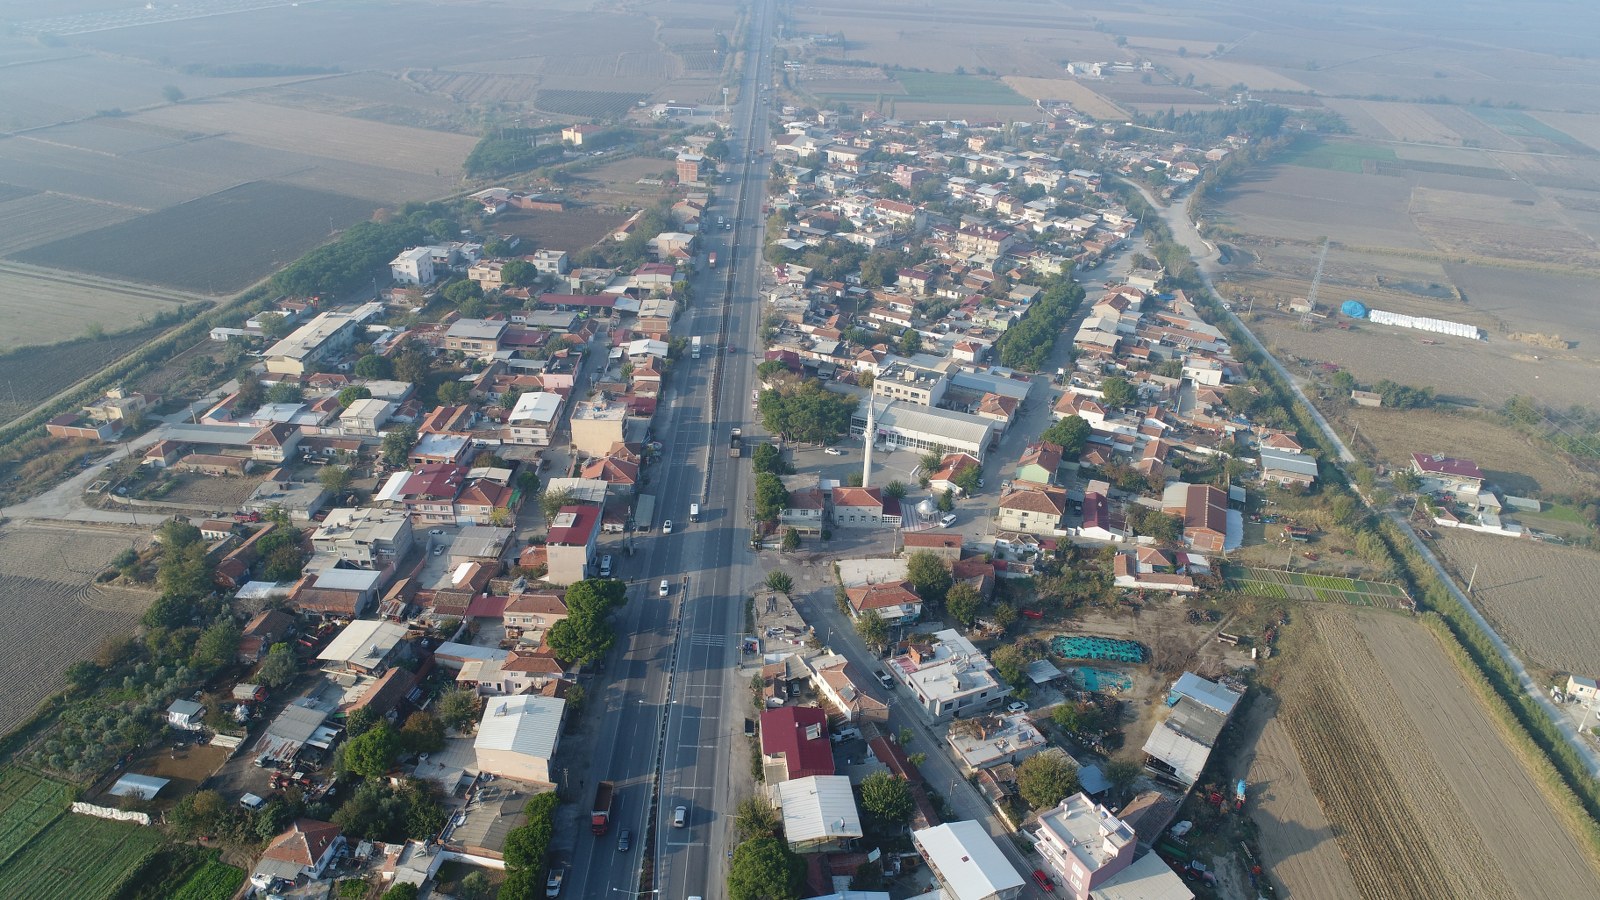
(110, 773), (170, 800)
(167, 699), (204, 731)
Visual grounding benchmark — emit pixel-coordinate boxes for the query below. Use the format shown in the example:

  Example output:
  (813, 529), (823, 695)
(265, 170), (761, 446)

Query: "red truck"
(707, 251), (717, 269)
(590, 781), (616, 835)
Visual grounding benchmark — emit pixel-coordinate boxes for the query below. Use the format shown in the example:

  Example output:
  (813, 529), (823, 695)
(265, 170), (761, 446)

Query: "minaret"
(861, 397), (879, 487)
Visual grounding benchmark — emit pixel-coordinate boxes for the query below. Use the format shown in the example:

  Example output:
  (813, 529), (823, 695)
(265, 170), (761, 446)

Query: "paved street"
(563, 5), (779, 900)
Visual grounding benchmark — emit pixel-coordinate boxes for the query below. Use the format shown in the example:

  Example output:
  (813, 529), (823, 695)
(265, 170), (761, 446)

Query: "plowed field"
(1274, 606), (1600, 898)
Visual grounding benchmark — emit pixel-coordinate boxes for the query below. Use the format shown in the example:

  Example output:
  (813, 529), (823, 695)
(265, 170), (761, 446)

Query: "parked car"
(1033, 869), (1055, 892)
(940, 513), (958, 527)
(876, 670), (894, 688)
(824, 447), (844, 456)
(663, 519), (674, 534)
(1008, 701), (1029, 713)
(673, 805), (687, 827)
(599, 555), (612, 577)
(545, 867), (565, 898)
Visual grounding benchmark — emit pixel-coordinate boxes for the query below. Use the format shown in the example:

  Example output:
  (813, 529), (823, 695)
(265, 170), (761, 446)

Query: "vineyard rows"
(1225, 565), (1410, 609)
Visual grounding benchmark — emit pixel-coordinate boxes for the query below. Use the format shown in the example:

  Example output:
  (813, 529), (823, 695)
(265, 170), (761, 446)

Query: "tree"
(234, 377), (265, 410)
(263, 542), (305, 582)
(905, 551), (952, 608)
(436, 689), (483, 732)
(896, 329), (922, 355)
(500, 259), (538, 287)
(1017, 749), (1080, 810)
(757, 380), (857, 445)
(319, 465), (353, 495)
(766, 571), (794, 593)
(383, 885), (419, 900)
(355, 354), (393, 379)
(561, 578), (627, 618)
(503, 792), (560, 869)
(436, 381), (469, 405)
(393, 344), (433, 387)
(946, 582), (982, 627)
(728, 836), (806, 900)
(192, 617), (241, 673)
(539, 487), (575, 522)
(169, 789), (227, 839)
(883, 480), (908, 500)
(257, 642), (298, 688)
(332, 778), (445, 842)
(267, 382), (303, 404)
(859, 771), (913, 825)
(781, 527), (801, 552)
(735, 796), (781, 841)
(346, 706), (380, 738)
(990, 644), (1029, 686)
(752, 442), (790, 475)
(345, 723), (401, 778)
(459, 871), (493, 900)
(938, 488), (955, 512)
(546, 613), (614, 665)
(754, 472), (789, 523)
(954, 464), (982, 496)
(337, 386), (373, 408)
(498, 869), (540, 900)
(443, 279), (483, 306)
(1100, 376), (1135, 409)
(399, 712), (446, 754)
(1040, 415), (1091, 456)
(1127, 507), (1182, 543)
(855, 609), (888, 651)
(1392, 470), (1422, 494)
(258, 312), (293, 340)
(382, 425), (417, 467)
(1104, 759), (1142, 796)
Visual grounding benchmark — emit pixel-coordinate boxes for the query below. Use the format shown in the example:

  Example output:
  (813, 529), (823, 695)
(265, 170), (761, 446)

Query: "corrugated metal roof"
(474, 694), (564, 760)
(775, 775), (863, 845)
(913, 820), (1024, 900)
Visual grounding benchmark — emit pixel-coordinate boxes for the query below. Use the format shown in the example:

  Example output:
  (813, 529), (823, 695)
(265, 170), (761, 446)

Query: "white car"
(663, 519), (674, 534)
(940, 513), (958, 528)
(659, 579), (670, 597)
(824, 447), (844, 456)
(1007, 701), (1028, 713)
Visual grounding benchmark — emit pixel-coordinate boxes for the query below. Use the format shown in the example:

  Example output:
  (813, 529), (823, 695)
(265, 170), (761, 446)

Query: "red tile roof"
(1410, 452), (1484, 481)
(262, 819), (341, 867)
(759, 707), (834, 780)
(547, 505), (601, 546)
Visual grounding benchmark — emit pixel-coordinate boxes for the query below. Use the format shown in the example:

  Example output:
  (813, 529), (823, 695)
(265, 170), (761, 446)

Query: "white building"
(851, 399), (994, 461)
(264, 310), (363, 376)
(506, 391), (564, 446)
(390, 247), (437, 285)
(888, 629), (1009, 721)
(474, 694), (565, 784)
(913, 820), (1025, 900)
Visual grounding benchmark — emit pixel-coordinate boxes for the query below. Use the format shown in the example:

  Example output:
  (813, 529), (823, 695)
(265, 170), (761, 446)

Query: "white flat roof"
(509, 391), (562, 424)
(318, 619), (408, 665)
(311, 568), (383, 592)
(1090, 851), (1195, 900)
(475, 694), (564, 761)
(914, 820), (1023, 900)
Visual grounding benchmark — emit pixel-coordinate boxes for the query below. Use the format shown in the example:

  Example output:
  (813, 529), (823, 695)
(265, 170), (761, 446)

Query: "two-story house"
(996, 484), (1068, 535)
(831, 486), (885, 529)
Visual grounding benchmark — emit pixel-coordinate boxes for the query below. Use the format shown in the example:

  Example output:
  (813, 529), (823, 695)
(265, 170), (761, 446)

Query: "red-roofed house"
(1410, 452), (1486, 492)
(996, 484), (1068, 535)
(1163, 483), (1228, 553)
(258, 819), (344, 882)
(546, 504), (602, 585)
(903, 531), (962, 562)
(249, 423), (302, 463)
(845, 581), (923, 624)
(759, 707), (834, 782)
(831, 487), (886, 529)
(928, 453), (981, 497)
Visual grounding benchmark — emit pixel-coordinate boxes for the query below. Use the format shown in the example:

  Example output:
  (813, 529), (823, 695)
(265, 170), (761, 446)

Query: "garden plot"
(1224, 566), (1411, 609)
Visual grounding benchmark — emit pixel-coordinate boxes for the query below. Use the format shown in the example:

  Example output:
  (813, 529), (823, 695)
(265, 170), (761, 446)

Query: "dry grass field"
(1429, 530), (1600, 675)
(0, 526), (154, 738)
(1001, 77), (1127, 119)
(1268, 605), (1600, 899)
(491, 207), (623, 255)
(1212, 166), (1431, 249)
(1336, 406), (1598, 496)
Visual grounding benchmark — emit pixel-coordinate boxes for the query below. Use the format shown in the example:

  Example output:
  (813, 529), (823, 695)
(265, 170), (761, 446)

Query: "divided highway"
(566, 5), (777, 900)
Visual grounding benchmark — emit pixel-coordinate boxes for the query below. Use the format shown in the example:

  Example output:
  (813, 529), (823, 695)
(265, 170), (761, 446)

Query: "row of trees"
(993, 274), (1086, 371)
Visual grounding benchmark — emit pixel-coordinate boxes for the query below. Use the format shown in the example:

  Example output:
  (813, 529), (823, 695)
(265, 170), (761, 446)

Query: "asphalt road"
(567, 6), (778, 900)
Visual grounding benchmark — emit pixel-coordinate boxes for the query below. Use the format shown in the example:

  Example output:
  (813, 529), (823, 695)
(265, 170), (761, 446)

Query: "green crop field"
(1225, 565), (1411, 609)
(0, 812), (163, 900)
(1283, 138), (1397, 173)
(170, 859), (247, 900)
(0, 769), (70, 870)
(894, 72), (1030, 105)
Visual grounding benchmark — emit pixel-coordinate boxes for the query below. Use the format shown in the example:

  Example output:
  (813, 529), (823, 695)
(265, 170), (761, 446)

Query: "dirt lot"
(1268, 605), (1600, 899)
(89, 741), (232, 811)
(491, 207), (625, 255)
(1228, 696), (1358, 900)
(143, 472), (263, 510)
(0, 525), (155, 736)
(1001, 77), (1127, 119)
(1429, 530), (1600, 675)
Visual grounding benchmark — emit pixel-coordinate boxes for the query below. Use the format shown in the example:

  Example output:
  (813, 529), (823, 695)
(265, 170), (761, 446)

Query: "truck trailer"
(591, 781), (616, 835)
(691, 336), (702, 359)
(729, 428), (743, 458)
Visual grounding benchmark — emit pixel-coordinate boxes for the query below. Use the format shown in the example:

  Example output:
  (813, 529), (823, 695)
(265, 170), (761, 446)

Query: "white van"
(689, 503), (700, 522)
(599, 555), (613, 577)
(240, 792), (267, 811)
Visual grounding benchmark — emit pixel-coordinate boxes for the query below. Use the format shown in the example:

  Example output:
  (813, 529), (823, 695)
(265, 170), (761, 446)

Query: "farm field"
(1223, 566), (1410, 609)
(1228, 699), (1359, 900)
(0, 768), (70, 870)
(0, 323), (172, 426)
(0, 808), (164, 900)
(0, 527), (154, 737)
(1210, 164), (1431, 249)
(1271, 605), (1600, 899)
(0, 262), (201, 352)
(14, 182), (375, 294)
(491, 207), (625, 255)
(1001, 77), (1127, 119)
(1335, 406), (1600, 497)
(1429, 530), (1600, 675)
